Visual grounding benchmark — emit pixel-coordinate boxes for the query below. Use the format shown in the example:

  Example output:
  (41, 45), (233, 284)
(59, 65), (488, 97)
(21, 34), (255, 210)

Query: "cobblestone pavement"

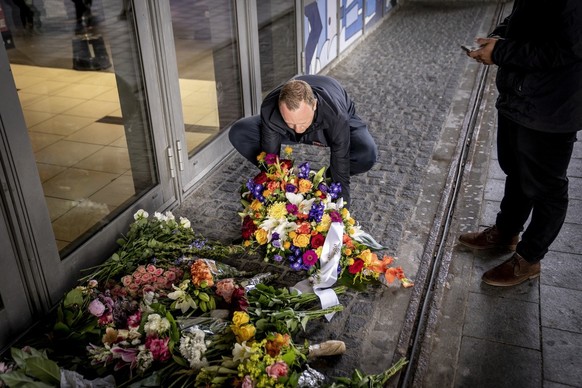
(174, 2), (581, 386)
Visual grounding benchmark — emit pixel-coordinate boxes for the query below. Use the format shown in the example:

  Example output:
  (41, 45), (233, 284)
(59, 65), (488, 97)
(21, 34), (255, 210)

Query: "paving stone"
(540, 284), (582, 334)
(541, 252), (582, 291)
(455, 336), (541, 388)
(462, 292), (540, 349)
(542, 327), (582, 387)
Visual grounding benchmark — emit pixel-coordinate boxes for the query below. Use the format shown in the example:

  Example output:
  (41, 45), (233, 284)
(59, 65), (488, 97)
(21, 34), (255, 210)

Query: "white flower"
(232, 341), (254, 362)
(179, 216), (191, 229)
(153, 212), (166, 221)
(168, 281), (197, 313)
(286, 192), (316, 214)
(143, 313), (170, 335)
(164, 211), (175, 221)
(179, 329), (208, 370)
(134, 209), (149, 220)
(259, 217), (297, 242)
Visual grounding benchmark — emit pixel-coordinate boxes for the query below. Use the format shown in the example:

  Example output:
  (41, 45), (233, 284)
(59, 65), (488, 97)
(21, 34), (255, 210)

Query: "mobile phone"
(461, 44), (478, 53)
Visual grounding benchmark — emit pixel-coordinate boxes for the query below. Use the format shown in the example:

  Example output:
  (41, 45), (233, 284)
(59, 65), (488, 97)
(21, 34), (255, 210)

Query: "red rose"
(253, 171), (268, 184)
(280, 159), (293, 170)
(348, 259), (365, 274)
(311, 233), (325, 249)
(241, 216), (257, 240)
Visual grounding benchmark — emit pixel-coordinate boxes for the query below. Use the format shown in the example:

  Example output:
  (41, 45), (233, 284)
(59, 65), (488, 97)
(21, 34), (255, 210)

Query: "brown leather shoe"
(482, 253), (540, 287)
(458, 225), (519, 251)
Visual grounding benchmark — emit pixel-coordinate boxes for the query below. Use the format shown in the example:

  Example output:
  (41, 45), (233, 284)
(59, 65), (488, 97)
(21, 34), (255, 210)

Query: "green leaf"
(53, 321), (70, 334)
(11, 347), (30, 369)
(0, 370), (36, 386)
(63, 288), (83, 308)
(25, 357), (61, 384)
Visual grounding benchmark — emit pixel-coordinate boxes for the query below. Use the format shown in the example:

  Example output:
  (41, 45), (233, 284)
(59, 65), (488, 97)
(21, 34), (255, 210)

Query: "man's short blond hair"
(278, 79), (316, 111)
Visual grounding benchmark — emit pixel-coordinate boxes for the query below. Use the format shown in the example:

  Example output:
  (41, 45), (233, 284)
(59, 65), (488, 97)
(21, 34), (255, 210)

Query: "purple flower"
(298, 162), (310, 179)
(290, 261), (303, 271)
(265, 153), (278, 164)
(329, 210), (343, 223)
(274, 254), (283, 262)
(286, 203), (298, 215)
(285, 183), (297, 192)
(302, 250), (319, 267)
(88, 299), (106, 317)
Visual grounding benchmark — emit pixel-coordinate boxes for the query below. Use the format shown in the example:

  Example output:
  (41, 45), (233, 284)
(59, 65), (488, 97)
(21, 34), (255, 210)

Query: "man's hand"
(467, 37), (498, 65)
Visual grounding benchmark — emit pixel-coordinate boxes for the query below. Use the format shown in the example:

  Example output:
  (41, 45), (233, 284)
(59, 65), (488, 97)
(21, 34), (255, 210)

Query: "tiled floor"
(12, 63), (219, 251)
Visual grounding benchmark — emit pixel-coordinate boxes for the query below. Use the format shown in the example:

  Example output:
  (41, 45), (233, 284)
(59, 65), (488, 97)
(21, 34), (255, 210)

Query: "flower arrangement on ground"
(239, 147), (413, 290)
(0, 210), (407, 388)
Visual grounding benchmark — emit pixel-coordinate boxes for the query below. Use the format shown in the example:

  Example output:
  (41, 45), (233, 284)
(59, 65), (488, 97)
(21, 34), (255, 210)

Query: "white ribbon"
(291, 222), (344, 321)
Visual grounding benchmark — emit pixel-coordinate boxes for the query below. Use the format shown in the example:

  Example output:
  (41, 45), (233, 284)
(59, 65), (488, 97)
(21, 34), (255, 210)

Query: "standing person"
(458, 0), (582, 286)
(229, 75), (378, 208)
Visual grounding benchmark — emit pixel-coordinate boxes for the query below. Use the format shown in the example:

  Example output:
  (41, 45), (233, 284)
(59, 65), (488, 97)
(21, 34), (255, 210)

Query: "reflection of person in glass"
(229, 75), (378, 208)
(71, 0), (95, 34)
(10, 0), (34, 31)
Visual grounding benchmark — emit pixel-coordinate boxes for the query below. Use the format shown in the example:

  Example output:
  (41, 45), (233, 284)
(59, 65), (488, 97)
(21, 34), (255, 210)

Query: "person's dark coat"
(260, 75), (363, 206)
(490, 0), (582, 133)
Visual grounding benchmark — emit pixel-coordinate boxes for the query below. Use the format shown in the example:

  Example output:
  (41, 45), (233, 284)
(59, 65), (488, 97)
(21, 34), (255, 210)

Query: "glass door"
(256, 0), (299, 96)
(168, 0), (244, 193)
(171, 0), (301, 194)
(0, 0), (176, 303)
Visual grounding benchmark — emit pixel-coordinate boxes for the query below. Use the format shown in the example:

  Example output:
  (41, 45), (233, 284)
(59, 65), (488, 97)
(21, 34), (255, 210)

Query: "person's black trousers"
(228, 114), (378, 175)
(495, 114), (578, 262)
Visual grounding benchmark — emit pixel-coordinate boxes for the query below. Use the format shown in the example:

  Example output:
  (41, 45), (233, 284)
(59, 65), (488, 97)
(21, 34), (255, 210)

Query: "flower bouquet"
(238, 147), (413, 290)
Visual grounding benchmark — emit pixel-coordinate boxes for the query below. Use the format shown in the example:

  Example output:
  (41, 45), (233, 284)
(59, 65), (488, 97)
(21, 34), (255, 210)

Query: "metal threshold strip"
(396, 2), (507, 386)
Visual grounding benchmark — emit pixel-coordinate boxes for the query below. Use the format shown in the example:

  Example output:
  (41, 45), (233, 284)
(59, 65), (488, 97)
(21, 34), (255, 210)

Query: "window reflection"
(2, 0), (156, 256)
(170, 0), (243, 156)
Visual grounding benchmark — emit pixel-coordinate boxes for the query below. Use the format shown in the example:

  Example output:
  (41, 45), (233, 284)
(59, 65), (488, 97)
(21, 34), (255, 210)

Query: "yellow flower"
(268, 202), (288, 219)
(347, 258), (354, 265)
(316, 246), (323, 257)
(358, 249), (374, 265)
(283, 241), (291, 249)
(255, 229), (269, 245)
(257, 151), (266, 162)
(293, 233), (310, 248)
(283, 146), (293, 156)
(263, 189), (272, 198)
(344, 247), (352, 256)
(233, 324), (256, 342)
(232, 311), (250, 326)
(288, 231), (297, 239)
(297, 179), (313, 194)
(347, 217), (356, 226)
(341, 208), (350, 218)
(316, 214), (331, 233)
(250, 199), (263, 211)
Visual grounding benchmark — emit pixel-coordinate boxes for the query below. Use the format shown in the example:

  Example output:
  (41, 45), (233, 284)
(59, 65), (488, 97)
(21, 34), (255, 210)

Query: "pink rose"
(241, 375), (254, 388)
(121, 275), (133, 287)
(266, 361), (288, 379)
(215, 279), (235, 303)
(88, 299), (106, 317)
(146, 337), (171, 362)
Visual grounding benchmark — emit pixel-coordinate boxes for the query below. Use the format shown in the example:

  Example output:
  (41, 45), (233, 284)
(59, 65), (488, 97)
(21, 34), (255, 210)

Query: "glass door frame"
(174, 0), (304, 196)
(0, 0), (180, 307)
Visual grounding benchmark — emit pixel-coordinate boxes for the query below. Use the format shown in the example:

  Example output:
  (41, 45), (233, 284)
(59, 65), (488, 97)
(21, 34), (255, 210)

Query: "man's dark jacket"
(490, 0), (582, 132)
(260, 74), (363, 206)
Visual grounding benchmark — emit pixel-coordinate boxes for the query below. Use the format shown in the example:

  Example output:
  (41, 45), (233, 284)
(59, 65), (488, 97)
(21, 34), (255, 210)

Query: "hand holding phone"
(461, 44), (478, 53)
